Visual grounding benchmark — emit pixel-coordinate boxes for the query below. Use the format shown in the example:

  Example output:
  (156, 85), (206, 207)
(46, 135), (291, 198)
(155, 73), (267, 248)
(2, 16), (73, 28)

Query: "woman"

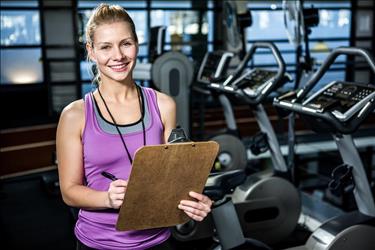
(56, 3), (212, 250)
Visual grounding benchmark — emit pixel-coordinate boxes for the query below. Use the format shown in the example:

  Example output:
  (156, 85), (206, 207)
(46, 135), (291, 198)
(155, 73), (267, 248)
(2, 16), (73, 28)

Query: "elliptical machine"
(273, 46), (375, 250)
(172, 42), (301, 246)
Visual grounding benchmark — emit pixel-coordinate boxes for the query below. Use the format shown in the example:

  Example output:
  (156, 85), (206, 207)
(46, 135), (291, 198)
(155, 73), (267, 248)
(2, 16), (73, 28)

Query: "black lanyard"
(97, 85), (146, 164)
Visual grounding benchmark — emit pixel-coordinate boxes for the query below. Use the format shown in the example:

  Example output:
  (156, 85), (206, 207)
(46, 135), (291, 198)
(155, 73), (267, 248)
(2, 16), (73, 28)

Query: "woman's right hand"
(107, 179), (128, 209)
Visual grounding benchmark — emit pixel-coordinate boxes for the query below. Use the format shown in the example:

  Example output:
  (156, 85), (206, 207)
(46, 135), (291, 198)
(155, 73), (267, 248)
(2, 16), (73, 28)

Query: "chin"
(106, 72), (130, 82)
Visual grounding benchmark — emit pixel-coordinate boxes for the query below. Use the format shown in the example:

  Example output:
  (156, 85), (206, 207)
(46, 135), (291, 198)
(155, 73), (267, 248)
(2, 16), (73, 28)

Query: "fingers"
(179, 200), (211, 212)
(107, 179), (128, 209)
(178, 202), (209, 221)
(112, 179), (128, 187)
(178, 192), (213, 221)
(108, 192), (124, 209)
(183, 210), (206, 221)
(178, 200), (211, 214)
(109, 180), (128, 193)
(188, 191), (213, 206)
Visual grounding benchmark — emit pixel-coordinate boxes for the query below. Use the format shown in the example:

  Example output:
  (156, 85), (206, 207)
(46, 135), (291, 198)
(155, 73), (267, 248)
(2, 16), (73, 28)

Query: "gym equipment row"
(171, 42), (375, 250)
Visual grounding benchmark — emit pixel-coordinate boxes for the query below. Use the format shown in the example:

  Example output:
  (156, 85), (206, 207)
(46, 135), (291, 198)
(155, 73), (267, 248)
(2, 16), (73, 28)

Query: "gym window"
(0, 2), (43, 85)
(245, 1), (351, 90)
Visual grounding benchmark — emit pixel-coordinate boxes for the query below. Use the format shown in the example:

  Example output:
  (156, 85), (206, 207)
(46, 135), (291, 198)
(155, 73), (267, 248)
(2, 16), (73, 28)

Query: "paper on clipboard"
(116, 141), (219, 231)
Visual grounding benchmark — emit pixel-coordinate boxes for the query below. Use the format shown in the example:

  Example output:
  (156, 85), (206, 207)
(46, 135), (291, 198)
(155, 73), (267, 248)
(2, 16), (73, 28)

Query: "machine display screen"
(234, 69), (277, 91)
(198, 52), (232, 84)
(305, 81), (374, 114)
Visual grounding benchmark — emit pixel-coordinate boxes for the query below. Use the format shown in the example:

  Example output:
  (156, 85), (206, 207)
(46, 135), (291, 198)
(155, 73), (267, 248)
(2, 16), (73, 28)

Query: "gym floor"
(0, 171), (75, 249)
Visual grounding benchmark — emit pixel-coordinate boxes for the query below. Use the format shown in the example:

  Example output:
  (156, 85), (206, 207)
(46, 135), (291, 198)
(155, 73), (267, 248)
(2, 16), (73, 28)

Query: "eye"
(122, 41), (133, 47)
(100, 45), (110, 50)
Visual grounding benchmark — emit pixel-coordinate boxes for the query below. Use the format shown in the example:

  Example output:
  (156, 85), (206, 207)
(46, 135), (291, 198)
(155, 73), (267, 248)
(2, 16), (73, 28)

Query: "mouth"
(109, 62), (130, 72)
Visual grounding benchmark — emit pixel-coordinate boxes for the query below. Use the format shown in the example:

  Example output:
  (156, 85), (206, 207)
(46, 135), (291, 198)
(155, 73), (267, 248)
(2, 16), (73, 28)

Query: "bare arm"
(155, 91), (177, 143)
(56, 100), (126, 209)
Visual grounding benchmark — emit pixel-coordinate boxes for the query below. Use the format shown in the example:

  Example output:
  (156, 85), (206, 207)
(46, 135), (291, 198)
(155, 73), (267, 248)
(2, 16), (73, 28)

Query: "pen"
(101, 171), (118, 181)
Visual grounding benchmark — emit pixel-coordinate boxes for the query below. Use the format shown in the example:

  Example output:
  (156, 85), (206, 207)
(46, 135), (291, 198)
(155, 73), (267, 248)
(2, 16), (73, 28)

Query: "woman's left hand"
(178, 191), (213, 221)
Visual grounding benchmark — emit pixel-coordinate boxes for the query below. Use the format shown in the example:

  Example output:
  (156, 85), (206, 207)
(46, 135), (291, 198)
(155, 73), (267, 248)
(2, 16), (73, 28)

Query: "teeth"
(111, 64), (126, 69)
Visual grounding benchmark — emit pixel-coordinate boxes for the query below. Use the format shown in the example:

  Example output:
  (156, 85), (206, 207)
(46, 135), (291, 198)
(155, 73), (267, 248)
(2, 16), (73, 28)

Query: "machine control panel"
(303, 81), (375, 121)
(197, 51), (234, 84)
(231, 69), (277, 97)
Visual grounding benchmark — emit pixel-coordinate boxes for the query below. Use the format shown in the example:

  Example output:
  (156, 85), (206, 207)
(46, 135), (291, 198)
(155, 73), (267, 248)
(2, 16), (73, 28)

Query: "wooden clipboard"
(116, 141), (219, 231)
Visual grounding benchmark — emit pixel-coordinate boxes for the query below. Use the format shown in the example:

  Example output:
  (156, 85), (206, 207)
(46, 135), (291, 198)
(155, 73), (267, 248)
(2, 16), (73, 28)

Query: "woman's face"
(88, 21), (138, 84)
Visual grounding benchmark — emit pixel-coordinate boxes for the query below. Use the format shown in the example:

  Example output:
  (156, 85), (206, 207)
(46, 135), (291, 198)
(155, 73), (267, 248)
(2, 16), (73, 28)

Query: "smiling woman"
(56, 3), (212, 250)
(86, 22), (138, 84)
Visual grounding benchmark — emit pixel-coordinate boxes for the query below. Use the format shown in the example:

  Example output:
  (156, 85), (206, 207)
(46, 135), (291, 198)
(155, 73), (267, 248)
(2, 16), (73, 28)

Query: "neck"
(97, 81), (138, 103)
(97, 83), (143, 124)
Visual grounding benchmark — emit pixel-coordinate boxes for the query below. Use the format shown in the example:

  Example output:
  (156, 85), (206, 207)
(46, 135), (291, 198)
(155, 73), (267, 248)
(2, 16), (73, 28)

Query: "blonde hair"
(86, 3), (138, 45)
(85, 3), (138, 84)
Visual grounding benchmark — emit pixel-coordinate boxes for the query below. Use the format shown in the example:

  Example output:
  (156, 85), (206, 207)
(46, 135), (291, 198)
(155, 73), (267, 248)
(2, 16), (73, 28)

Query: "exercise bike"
(168, 129), (271, 250)
(172, 42), (301, 246)
(273, 46), (375, 250)
(194, 50), (248, 172)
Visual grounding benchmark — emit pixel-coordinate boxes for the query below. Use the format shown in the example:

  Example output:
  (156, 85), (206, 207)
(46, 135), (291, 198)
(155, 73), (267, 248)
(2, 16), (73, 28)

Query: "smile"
(109, 62), (130, 72)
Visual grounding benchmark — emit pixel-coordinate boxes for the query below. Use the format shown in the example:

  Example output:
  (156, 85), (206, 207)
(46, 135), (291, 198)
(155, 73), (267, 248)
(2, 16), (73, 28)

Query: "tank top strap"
(82, 92), (95, 143)
(141, 87), (163, 127)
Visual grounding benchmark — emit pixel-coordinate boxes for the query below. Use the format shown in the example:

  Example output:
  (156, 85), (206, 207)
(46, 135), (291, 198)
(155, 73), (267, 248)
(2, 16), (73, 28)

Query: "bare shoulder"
(58, 99), (85, 133)
(60, 99), (84, 121)
(155, 90), (176, 112)
(154, 90), (176, 128)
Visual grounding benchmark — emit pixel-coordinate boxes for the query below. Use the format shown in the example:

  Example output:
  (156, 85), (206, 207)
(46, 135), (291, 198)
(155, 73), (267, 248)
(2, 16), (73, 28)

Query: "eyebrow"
(96, 38), (135, 46)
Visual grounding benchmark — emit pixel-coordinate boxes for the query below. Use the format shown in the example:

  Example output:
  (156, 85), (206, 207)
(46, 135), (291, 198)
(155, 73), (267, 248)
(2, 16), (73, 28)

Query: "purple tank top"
(75, 87), (171, 249)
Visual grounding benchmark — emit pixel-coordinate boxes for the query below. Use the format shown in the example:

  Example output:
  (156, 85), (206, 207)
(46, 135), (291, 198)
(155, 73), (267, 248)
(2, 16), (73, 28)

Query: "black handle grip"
(228, 41), (286, 86)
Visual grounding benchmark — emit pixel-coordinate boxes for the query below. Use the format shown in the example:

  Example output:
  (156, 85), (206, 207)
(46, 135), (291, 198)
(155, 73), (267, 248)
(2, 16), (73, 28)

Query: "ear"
(86, 43), (96, 62)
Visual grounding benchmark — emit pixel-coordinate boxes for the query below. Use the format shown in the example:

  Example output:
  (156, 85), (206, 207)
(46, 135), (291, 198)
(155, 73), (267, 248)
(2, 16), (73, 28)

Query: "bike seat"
(204, 169), (247, 201)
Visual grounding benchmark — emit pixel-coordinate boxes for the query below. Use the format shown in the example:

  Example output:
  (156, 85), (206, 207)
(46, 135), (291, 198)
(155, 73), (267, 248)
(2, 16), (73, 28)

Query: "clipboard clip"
(168, 127), (190, 143)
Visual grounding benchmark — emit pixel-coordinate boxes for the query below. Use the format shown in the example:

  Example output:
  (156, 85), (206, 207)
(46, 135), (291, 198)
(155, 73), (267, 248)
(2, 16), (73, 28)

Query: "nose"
(112, 46), (124, 60)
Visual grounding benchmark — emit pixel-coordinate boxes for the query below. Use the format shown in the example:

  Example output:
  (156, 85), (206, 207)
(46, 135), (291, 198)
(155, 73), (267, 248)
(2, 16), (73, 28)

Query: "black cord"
(96, 84), (146, 164)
